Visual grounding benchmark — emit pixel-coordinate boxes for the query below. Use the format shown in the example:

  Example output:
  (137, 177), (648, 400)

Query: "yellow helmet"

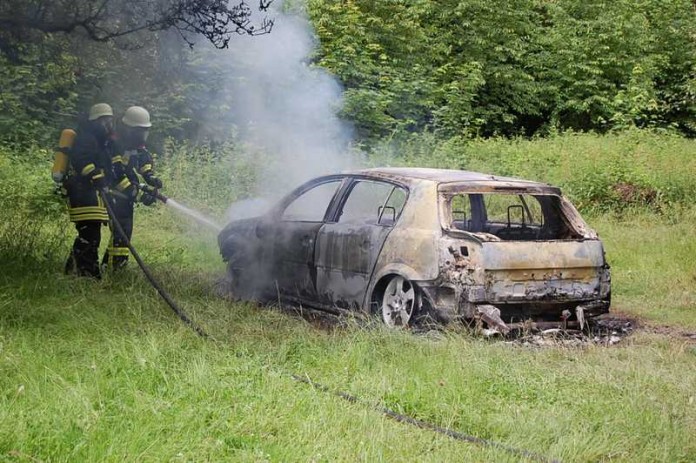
(122, 106), (152, 128)
(88, 103), (113, 121)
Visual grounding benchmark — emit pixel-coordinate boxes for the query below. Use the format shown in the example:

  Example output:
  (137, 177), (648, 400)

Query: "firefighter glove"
(144, 174), (163, 189)
(140, 191), (157, 206)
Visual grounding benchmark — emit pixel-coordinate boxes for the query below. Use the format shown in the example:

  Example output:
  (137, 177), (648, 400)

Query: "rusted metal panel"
(315, 222), (393, 310)
(353, 167), (555, 189)
(485, 273), (601, 303)
(438, 182), (561, 195)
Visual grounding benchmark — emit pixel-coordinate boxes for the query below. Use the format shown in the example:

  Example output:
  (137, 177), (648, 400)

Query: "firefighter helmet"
(122, 106), (152, 128)
(88, 103), (113, 121)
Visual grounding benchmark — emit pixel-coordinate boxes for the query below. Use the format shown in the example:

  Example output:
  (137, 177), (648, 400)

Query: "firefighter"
(63, 103), (116, 279)
(103, 106), (162, 269)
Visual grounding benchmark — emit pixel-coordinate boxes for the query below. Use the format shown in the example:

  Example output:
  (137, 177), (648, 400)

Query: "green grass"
(1, 133), (696, 462)
(2, 204), (695, 462)
(593, 211), (696, 329)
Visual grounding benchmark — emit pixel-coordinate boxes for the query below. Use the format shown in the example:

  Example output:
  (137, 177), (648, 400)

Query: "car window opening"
(338, 181), (407, 226)
(448, 193), (583, 241)
(282, 180), (342, 222)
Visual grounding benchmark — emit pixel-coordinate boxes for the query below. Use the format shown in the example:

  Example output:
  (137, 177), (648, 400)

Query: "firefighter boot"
(71, 221), (102, 279)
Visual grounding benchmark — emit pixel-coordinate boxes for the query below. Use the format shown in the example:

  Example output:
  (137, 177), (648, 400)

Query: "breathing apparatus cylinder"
(52, 128), (77, 183)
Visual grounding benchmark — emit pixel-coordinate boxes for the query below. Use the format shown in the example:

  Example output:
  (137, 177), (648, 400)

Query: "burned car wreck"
(218, 168), (611, 332)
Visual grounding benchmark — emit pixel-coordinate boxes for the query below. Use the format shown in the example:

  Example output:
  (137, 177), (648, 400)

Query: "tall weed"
(369, 129), (696, 214)
(156, 139), (263, 213)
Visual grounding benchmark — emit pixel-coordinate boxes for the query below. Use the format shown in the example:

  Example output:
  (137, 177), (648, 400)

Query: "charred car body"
(218, 168), (611, 331)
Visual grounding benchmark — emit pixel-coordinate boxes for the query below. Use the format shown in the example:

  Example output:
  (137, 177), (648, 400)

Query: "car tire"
(380, 275), (419, 328)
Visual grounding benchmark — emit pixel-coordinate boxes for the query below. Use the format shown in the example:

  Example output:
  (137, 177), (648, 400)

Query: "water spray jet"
(141, 186), (222, 232)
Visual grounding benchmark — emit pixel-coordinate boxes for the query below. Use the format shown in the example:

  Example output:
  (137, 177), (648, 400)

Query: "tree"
(0, 0), (276, 145)
(309, 0), (695, 140)
(0, 35), (78, 145)
(0, 0), (274, 48)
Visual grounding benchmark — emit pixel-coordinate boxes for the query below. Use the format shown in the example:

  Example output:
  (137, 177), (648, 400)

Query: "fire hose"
(98, 188), (208, 338)
(97, 188), (558, 463)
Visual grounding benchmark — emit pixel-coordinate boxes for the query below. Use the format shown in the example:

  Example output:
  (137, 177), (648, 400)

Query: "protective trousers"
(65, 173), (108, 222)
(103, 196), (134, 269)
(65, 221), (102, 279)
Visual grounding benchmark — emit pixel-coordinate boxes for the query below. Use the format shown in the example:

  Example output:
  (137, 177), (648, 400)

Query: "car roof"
(347, 167), (554, 189)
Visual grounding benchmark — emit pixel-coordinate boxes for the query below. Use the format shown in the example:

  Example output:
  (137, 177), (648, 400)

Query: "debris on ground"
(271, 300), (639, 347)
(497, 314), (636, 347)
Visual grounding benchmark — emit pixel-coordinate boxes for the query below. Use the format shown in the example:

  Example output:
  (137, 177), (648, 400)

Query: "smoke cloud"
(221, 4), (355, 203)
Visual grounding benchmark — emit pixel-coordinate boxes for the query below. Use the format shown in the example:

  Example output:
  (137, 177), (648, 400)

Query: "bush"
(0, 145), (69, 264)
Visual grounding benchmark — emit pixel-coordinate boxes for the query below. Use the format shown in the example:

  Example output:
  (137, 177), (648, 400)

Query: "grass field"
(1, 133), (695, 462)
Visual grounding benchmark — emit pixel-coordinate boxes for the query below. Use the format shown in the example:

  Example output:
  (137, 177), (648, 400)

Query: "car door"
(266, 178), (345, 302)
(315, 178), (408, 310)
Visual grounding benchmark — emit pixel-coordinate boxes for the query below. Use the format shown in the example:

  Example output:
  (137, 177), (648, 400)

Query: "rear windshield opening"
(447, 193), (583, 241)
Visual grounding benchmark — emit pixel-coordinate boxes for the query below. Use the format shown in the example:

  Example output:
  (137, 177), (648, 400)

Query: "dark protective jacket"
(111, 136), (160, 193)
(103, 136), (160, 268)
(117, 147), (156, 185)
(65, 120), (115, 222)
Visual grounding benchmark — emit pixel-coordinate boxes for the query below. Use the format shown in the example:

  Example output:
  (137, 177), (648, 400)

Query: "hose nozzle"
(140, 184), (168, 203)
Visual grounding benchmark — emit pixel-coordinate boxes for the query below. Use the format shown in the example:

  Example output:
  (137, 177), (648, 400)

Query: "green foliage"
(2, 0), (694, 147)
(0, 145), (69, 263)
(0, 36), (78, 146)
(156, 130), (696, 219)
(428, 0), (547, 136)
(594, 211), (696, 325)
(156, 139), (261, 213)
(0, 174), (695, 461)
(1, 29), (241, 149)
(309, 0), (441, 138)
(309, 0), (696, 140)
(0, 146), (66, 218)
(65, 34), (219, 146)
(534, 0), (695, 133)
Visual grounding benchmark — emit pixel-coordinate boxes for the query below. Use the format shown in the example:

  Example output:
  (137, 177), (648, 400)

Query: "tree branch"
(0, 0), (273, 48)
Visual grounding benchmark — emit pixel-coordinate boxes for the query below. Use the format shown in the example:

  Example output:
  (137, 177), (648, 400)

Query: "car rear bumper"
(418, 281), (610, 324)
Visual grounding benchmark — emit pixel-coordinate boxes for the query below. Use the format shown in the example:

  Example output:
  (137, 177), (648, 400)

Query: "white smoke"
(222, 3), (355, 204)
